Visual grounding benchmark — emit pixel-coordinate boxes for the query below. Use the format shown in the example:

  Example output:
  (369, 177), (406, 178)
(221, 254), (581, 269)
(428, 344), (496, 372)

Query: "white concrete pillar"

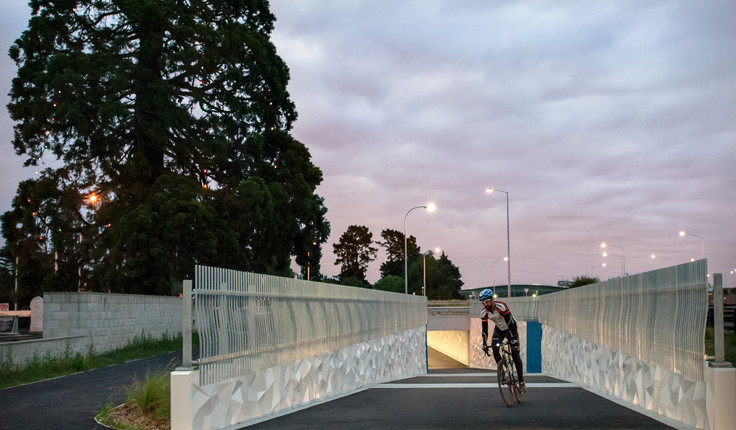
(171, 369), (198, 430)
(706, 364), (736, 430)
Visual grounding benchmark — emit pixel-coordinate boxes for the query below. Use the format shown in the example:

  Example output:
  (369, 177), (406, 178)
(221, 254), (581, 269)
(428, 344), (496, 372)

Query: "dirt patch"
(103, 403), (169, 430)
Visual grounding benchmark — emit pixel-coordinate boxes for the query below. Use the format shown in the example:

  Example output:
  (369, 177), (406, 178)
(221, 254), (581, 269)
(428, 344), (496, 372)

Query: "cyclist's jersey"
(480, 300), (512, 331)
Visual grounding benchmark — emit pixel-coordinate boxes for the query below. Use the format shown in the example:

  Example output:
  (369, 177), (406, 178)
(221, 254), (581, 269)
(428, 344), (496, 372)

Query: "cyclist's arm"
(481, 319), (489, 346)
(502, 312), (513, 326)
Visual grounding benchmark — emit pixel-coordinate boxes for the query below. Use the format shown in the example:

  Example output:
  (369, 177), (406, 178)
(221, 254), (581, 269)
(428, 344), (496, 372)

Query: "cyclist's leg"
(490, 329), (503, 364)
(508, 321), (525, 389)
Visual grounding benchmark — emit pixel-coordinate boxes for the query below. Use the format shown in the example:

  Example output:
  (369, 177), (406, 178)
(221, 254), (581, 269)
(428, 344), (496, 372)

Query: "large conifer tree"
(333, 225), (377, 282)
(377, 228), (419, 278)
(4, 0), (329, 296)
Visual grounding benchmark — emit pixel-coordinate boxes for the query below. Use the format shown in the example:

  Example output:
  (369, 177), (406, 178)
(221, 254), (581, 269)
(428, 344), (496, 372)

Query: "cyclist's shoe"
(519, 381), (526, 394)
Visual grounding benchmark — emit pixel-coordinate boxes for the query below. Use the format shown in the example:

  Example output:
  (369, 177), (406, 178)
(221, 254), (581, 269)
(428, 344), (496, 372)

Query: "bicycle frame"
(495, 339), (522, 407)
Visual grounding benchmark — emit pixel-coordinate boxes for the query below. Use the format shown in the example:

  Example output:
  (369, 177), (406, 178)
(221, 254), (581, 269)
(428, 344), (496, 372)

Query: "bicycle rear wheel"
(497, 359), (514, 407)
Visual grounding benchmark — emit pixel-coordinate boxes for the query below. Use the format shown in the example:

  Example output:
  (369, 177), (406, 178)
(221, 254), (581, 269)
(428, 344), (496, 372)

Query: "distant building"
(459, 284), (567, 299)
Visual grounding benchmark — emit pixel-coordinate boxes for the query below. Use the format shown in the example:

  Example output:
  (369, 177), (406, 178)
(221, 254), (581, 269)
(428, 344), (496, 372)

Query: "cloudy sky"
(1, 1), (735, 289)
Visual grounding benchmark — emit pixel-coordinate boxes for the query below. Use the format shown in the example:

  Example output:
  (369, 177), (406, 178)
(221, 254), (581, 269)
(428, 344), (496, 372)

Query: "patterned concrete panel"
(543, 326), (707, 430)
(187, 326), (427, 430)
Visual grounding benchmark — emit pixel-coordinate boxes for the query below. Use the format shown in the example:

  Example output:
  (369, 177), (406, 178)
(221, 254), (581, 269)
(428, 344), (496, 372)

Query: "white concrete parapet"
(171, 326), (426, 430)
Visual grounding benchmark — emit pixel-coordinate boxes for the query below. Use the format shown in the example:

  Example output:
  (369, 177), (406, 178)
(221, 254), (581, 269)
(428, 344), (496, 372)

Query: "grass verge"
(0, 331), (198, 390)
(705, 327), (736, 364)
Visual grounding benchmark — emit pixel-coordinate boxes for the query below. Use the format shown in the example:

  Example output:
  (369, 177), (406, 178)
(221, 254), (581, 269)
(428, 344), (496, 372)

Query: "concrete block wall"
(43, 292), (181, 354)
(1, 292), (182, 367)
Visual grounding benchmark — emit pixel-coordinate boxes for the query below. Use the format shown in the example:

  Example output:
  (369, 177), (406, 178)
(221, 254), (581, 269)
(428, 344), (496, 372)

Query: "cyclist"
(478, 288), (526, 393)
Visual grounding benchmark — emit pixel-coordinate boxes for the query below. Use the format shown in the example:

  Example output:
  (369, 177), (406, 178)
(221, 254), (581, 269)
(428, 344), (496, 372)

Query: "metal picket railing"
(193, 266), (427, 386)
(470, 260), (709, 381)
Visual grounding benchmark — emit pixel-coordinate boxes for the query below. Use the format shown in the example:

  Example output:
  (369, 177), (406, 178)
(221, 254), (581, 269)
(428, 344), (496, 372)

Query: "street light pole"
(679, 231), (704, 259)
(486, 187), (511, 298)
(423, 252), (428, 297)
(492, 256), (507, 296)
(404, 204), (436, 294)
(590, 262), (606, 277)
(14, 256), (18, 311)
(601, 242), (625, 276)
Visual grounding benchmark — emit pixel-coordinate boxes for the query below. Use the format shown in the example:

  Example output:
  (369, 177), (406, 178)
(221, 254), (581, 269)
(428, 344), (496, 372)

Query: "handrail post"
(711, 274), (730, 367)
(182, 280), (192, 369)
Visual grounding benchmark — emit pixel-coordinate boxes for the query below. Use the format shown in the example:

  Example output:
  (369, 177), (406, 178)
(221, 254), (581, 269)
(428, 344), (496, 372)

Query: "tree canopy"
(568, 275), (599, 289)
(332, 225), (377, 282)
(4, 0), (329, 299)
(408, 251), (464, 298)
(377, 228), (418, 278)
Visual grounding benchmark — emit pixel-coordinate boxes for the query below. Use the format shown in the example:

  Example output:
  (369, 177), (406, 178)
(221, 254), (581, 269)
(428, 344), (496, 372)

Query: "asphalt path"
(245, 349), (680, 430)
(1, 347), (683, 430)
(0, 350), (185, 430)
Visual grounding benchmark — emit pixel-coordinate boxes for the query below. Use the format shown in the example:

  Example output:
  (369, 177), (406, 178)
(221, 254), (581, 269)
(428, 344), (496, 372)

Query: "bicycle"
(484, 340), (523, 407)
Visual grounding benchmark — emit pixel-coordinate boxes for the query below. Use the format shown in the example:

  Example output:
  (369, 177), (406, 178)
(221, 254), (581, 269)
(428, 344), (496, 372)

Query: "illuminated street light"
(679, 230), (704, 260)
(486, 187), (511, 298)
(404, 203), (436, 294)
(590, 262), (607, 275)
(602, 251), (624, 277)
(601, 242), (625, 276)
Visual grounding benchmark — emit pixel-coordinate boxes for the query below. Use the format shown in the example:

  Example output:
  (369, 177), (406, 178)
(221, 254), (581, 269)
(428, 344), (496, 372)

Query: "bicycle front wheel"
(510, 365), (521, 403)
(497, 359), (514, 407)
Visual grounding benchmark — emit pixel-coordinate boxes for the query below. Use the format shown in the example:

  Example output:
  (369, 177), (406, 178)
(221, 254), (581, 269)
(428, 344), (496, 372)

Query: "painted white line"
(375, 383), (576, 389)
(422, 373), (497, 377)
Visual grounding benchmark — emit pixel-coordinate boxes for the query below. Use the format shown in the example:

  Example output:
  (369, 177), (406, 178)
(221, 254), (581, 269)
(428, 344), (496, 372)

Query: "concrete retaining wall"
(0, 336), (88, 366)
(0, 292), (181, 366)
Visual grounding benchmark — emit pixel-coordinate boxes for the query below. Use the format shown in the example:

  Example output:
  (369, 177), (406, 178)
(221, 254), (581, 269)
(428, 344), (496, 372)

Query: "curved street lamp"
(590, 262), (607, 276)
(486, 187), (511, 298)
(404, 203), (436, 294)
(679, 230), (704, 260)
(601, 242), (625, 277)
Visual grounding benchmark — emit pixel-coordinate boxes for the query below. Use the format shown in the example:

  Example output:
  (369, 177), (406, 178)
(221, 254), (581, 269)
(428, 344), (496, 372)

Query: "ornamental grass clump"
(127, 371), (171, 420)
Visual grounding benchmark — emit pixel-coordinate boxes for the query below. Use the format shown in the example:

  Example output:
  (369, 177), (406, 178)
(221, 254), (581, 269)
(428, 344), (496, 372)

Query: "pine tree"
(5, 0), (329, 296)
(377, 228), (419, 278)
(333, 225), (377, 282)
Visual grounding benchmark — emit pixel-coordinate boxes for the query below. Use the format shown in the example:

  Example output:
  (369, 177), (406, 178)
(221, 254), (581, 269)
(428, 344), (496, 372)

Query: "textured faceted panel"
(542, 326), (707, 430)
(188, 326), (427, 430)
